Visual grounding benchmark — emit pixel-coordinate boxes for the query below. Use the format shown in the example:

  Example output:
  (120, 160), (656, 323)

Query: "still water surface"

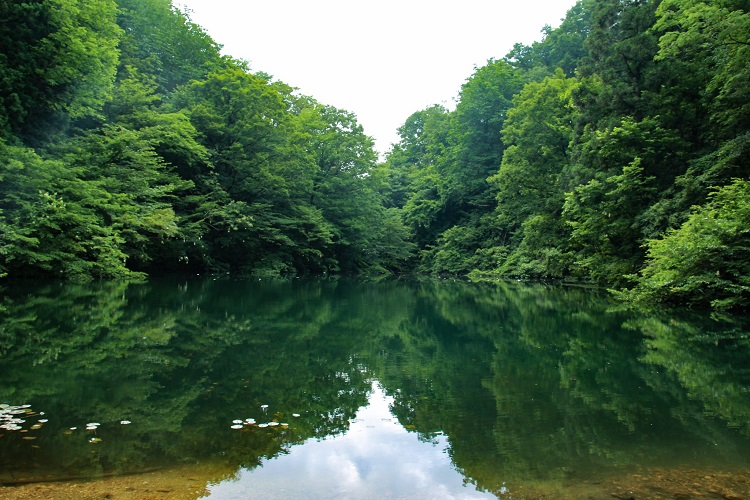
(1, 277), (749, 498)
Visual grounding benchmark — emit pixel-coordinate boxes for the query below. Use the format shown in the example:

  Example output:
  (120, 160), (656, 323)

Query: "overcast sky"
(176, 0), (577, 154)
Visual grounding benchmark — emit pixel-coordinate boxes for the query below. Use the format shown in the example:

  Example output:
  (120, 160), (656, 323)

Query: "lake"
(1, 277), (749, 499)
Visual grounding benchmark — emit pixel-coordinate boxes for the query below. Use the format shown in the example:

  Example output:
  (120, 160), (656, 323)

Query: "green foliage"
(564, 158), (656, 284)
(504, 0), (593, 77)
(116, 0), (222, 92)
(1, 0), (748, 311)
(398, 60), (525, 274)
(580, 0), (661, 120)
(303, 104), (381, 273)
(42, 0), (123, 119)
(381, 105), (449, 210)
(0, 0), (122, 141)
(487, 70), (579, 278)
(0, 142), (135, 280)
(61, 125), (191, 269)
(622, 179), (750, 311)
(386, 106), (452, 252)
(385, 0), (749, 310)
(655, 0), (750, 138)
(449, 59), (524, 204)
(0, 0), (410, 280)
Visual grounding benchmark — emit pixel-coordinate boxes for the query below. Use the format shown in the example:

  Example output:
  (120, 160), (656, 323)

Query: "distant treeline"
(0, 0), (748, 311)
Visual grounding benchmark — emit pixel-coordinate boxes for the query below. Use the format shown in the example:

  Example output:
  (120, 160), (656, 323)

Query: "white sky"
(176, 0), (577, 154)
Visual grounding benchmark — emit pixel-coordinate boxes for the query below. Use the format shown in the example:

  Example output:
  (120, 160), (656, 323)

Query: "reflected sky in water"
(204, 382), (495, 499)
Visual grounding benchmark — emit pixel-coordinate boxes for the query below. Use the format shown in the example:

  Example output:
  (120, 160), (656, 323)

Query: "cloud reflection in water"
(203, 382), (494, 499)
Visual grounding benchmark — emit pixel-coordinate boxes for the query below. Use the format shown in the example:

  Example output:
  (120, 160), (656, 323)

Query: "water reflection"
(0, 277), (749, 497)
(204, 382), (494, 499)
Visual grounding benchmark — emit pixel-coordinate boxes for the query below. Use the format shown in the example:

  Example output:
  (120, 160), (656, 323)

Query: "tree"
(174, 66), (303, 274)
(486, 70), (580, 278)
(447, 59), (524, 208)
(654, 0), (750, 139)
(0, 141), (134, 280)
(580, 0), (661, 121)
(414, 60), (525, 275)
(622, 179), (750, 311)
(116, 0), (222, 93)
(0, 0), (122, 142)
(504, 0), (593, 78)
(381, 105), (449, 210)
(643, 0), (750, 237)
(564, 158), (656, 284)
(305, 103), (412, 274)
(60, 125), (191, 272)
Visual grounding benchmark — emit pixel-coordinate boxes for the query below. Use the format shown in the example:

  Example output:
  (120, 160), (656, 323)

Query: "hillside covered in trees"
(382, 0), (750, 311)
(1, 0), (748, 311)
(0, 0), (413, 280)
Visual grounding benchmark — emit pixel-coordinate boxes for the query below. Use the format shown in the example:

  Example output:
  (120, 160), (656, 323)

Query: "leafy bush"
(622, 179), (750, 311)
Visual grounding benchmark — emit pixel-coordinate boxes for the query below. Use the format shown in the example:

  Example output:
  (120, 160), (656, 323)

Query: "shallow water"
(1, 277), (749, 498)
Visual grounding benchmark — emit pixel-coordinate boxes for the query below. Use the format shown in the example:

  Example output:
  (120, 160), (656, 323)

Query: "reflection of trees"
(372, 279), (750, 494)
(2, 277), (750, 492)
(485, 284), (672, 485)
(0, 278), (392, 483)
(635, 314), (750, 438)
(373, 280), (502, 493)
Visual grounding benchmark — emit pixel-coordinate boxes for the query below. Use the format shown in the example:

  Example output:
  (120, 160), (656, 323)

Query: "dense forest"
(0, 0), (748, 311)
(384, 0), (750, 311)
(0, 0), (413, 281)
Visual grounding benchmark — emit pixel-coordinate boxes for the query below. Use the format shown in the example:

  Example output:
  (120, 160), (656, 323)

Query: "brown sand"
(1, 465), (749, 499)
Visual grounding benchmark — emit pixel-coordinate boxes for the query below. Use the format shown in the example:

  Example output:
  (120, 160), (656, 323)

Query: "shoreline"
(1, 464), (748, 499)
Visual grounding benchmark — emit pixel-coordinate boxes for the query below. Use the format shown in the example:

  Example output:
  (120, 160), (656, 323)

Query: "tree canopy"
(1, 0), (748, 311)
(0, 0), (411, 280)
(380, 0), (750, 311)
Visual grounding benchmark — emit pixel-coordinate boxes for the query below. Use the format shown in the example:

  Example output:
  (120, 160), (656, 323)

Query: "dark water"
(1, 277), (750, 498)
